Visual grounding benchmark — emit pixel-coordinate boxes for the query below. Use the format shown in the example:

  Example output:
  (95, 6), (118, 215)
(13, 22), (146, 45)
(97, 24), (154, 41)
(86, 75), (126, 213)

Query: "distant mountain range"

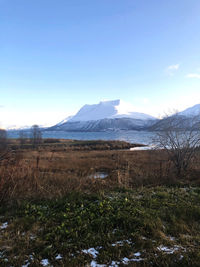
(48, 100), (200, 132)
(7, 100), (200, 132)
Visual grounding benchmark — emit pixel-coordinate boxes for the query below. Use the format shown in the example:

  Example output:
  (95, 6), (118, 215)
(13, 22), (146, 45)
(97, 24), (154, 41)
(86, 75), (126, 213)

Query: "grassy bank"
(1, 187), (200, 266)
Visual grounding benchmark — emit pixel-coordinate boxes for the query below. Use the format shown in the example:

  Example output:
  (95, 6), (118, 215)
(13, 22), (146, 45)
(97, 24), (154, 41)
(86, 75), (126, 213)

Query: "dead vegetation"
(1, 139), (200, 203)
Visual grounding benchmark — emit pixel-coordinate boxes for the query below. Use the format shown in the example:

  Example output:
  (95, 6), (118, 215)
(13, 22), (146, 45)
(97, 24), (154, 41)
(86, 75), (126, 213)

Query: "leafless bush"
(154, 113), (200, 177)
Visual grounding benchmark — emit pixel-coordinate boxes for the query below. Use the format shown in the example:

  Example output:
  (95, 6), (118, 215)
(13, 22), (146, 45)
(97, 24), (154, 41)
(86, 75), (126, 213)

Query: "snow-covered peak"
(179, 104), (200, 117)
(68, 99), (155, 122)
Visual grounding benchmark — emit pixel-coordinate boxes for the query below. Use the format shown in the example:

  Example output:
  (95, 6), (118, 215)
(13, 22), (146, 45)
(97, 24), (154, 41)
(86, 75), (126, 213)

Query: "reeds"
(1, 140), (200, 203)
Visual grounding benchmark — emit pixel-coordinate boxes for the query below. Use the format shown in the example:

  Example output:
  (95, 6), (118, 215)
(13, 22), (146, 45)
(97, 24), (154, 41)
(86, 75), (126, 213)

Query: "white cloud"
(186, 73), (200, 79)
(166, 64), (180, 76)
(167, 64), (180, 70)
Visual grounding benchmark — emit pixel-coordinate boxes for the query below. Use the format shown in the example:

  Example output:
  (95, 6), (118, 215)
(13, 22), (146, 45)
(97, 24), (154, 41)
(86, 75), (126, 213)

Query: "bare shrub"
(154, 113), (200, 177)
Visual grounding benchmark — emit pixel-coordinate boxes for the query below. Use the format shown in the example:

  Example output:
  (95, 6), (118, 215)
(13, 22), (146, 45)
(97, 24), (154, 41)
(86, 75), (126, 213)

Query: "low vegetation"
(1, 139), (200, 266)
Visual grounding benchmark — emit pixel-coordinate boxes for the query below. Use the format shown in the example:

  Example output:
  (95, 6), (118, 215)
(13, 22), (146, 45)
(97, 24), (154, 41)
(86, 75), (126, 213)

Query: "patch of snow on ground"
(122, 256), (143, 264)
(0, 222), (8, 230)
(30, 234), (36, 240)
(29, 255), (34, 261)
(41, 259), (50, 266)
(168, 236), (176, 241)
(111, 240), (132, 247)
(134, 252), (141, 257)
(82, 248), (100, 258)
(157, 245), (184, 254)
(90, 260), (107, 267)
(21, 255), (34, 267)
(82, 245), (144, 266)
(55, 254), (62, 260)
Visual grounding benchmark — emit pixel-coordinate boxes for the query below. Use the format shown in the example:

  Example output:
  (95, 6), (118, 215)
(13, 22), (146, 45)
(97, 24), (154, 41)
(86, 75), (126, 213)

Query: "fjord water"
(8, 130), (155, 145)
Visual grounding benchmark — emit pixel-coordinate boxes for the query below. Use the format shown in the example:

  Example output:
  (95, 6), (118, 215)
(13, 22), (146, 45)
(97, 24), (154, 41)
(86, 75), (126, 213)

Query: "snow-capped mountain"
(178, 104), (200, 117)
(150, 103), (200, 131)
(51, 100), (157, 132)
(68, 99), (155, 122)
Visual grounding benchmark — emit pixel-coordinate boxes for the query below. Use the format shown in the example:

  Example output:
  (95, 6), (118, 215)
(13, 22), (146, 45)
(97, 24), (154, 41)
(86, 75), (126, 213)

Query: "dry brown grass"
(1, 139), (200, 203)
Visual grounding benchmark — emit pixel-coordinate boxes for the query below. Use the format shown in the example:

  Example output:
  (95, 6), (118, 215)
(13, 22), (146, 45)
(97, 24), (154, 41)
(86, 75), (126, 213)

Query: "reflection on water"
(88, 172), (108, 179)
(8, 130), (156, 145)
(130, 145), (156, 151)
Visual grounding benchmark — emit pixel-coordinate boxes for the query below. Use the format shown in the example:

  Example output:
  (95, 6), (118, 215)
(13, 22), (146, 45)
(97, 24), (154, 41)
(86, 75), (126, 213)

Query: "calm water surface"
(8, 130), (156, 145)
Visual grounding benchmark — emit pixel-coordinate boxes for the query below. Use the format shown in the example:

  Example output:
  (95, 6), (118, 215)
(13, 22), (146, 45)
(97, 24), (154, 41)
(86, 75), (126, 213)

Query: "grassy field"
(1, 139), (200, 266)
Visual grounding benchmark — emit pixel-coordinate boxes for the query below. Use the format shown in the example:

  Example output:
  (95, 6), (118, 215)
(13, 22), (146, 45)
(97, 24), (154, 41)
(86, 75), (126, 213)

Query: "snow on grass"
(111, 240), (132, 246)
(90, 260), (107, 267)
(0, 222), (8, 230)
(168, 236), (176, 241)
(122, 256), (143, 264)
(41, 259), (50, 266)
(82, 247), (100, 258)
(134, 252), (141, 257)
(55, 254), (62, 260)
(157, 245), (185, 254)
(21, 254), (34, 266)
(29, 234), (36, 240)
(82, 244), (144, 266)
(109, 261), (120, 267)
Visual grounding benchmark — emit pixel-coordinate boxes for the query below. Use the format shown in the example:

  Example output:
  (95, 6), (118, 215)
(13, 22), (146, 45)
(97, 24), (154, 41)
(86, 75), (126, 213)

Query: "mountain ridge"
(51, 99), (157, 131)
(63, 99), (156, 123)
(6, 101), (200, 131)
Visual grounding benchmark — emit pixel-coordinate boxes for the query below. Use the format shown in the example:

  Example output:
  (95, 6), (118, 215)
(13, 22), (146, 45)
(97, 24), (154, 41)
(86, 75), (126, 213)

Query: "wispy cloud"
(186, 73), (200, 79)
(166, 64), (180, 76)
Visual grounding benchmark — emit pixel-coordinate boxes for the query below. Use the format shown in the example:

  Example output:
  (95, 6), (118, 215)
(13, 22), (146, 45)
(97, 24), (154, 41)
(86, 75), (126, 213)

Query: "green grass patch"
(1, 187), (200, 266)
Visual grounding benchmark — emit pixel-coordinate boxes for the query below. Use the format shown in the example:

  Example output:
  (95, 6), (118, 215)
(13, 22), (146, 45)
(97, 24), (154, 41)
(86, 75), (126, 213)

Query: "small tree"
(30, 125), (42, 147)
(154, 113), (200, 177)
(19, 130), (27, 146)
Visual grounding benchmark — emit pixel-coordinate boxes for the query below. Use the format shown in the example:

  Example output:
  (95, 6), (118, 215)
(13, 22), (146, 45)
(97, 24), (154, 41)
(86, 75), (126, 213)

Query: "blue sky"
(1, 0), (200, 127)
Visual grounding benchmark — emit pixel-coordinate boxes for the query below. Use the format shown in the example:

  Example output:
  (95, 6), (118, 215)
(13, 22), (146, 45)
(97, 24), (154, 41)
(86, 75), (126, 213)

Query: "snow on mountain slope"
(179, 104), (200, 117)
(68, 100), (155, 122)
(56, 116), (73, 126)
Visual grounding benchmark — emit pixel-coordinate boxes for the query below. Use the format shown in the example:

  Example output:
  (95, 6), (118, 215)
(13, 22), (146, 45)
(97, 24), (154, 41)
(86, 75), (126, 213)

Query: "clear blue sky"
(1, 0), (200, 127)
